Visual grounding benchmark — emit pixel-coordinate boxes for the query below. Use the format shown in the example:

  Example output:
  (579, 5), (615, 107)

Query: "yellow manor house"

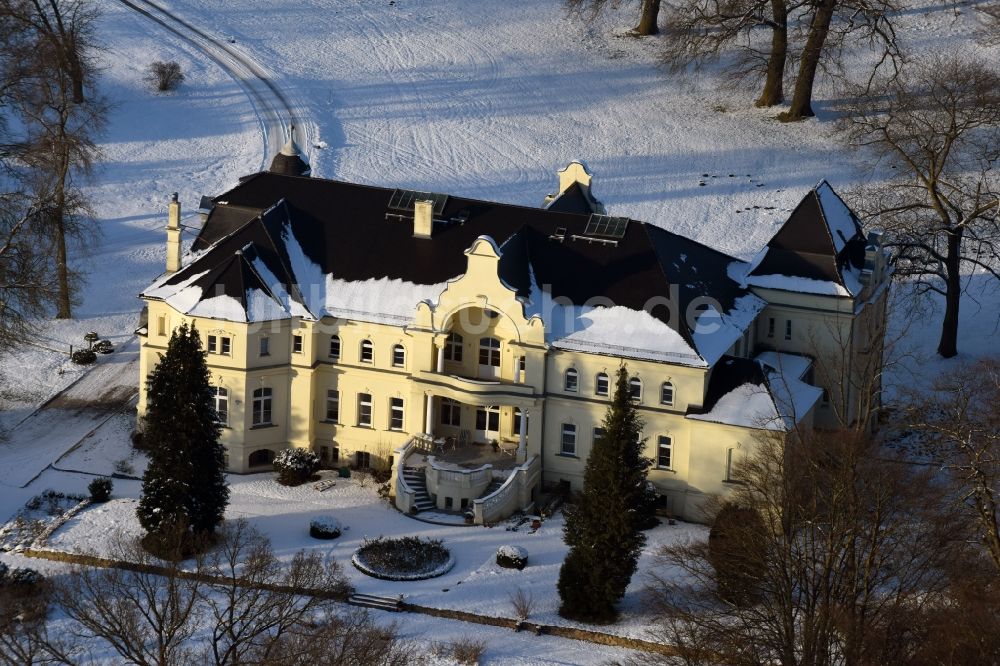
(137, 142), (889, 524)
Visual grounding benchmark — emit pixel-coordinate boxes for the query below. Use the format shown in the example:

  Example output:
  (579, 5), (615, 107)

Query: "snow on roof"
(688, 382), (783, 429)
(755, 351), (812, 380)
(524, 269), (706, 366)
(815, 181), (861, 254)
(766, 368), (824, 429)
(743, 272), (853, 297)
(692, 294), (766, 366)
(187, 294), (248, 322)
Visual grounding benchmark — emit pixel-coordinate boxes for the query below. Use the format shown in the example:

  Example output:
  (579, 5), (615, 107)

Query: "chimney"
(166, 192), (181, 273)
(413, 199), (433, 239)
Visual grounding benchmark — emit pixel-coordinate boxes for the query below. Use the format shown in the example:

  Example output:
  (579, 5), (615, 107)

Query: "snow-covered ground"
(1, 0), (998, 661)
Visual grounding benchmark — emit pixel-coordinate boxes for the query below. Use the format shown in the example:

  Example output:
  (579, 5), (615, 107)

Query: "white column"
(517, 409), (527, 458)
(436, 345), (445, 373)
(514, 357), (521, 384)
(424, 393), (434, 436)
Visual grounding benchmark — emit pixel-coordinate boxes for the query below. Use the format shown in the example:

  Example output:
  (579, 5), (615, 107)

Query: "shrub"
(496, 545), (528, 570)
(353, 536), (452, 580)
(273, 448), (320, 486)
(0, 562), (8, 584)
(451, 636), (487, 665)
(309, 516), (342, 539)
(708, 502), (766, 606)
(508, 587), (535, 620)
(93, 339), (114, 354)
(131, 430), (147, 450)
(88, 477), (112, 503)
(146, 60), (184, 92)
(71, 348), (97, 365)
(3, 567), (44, 596)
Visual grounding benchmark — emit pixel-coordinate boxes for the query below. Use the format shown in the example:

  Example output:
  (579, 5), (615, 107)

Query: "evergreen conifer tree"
(137, 322), (229, 547)
(557, 365), (651, 623)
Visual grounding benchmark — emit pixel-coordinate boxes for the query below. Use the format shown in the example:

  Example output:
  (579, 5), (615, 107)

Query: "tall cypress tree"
(557, 365), (651, 623)
(137, 322), (229, 546)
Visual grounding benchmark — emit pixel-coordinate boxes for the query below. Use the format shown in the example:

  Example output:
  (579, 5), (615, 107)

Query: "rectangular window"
(220, 336), (231, 355)
(784, 319), (792, 341)
(157, 315), (166, 336)
(596, 373), (609, 397)
(560, 424), (577, 456)
(210, 387), (228, 426)
(259, 336), (270, 356)
(821, 389), (830, 407)
(661, 383), (674, 406)
(329, 336), (341, 359)
(767, 318), (775, 338)
(440, 398), (461, 427)
(593, 427), (605, 445)
(389, 397), (404, 430)
(725, 447), (736, 482)
(392, 345), (405, 368)
(564, 370), (578, 392)
(207, 335), (217, 354)
(293, 334), (303, 353)
(444, 333), (463, 362)
(252, 388), (272, 426)
(325, 390), (339, 422)
(358, 393), (372, 427)
(355, 451), (371, 469)
(657, 435), (672, 469)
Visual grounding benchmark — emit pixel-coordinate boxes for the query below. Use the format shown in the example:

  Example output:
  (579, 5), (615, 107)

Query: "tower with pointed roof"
(268, 125), (311, 177)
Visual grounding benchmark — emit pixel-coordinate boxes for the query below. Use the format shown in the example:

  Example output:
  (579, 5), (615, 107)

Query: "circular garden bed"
(351, 536), (454, 581)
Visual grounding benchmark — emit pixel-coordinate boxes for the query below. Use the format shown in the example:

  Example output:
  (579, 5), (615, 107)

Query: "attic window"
(387, 189), (449, 215)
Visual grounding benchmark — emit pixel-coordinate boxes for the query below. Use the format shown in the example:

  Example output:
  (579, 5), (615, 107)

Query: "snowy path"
(0, 339), (140, 489)
(116, 0), (309, 169)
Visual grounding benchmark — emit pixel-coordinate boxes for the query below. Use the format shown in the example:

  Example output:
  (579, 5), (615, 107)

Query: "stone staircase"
(482, 478), (504, 497)
(347, 593), (402, 612)
(402, 466), (435, 513)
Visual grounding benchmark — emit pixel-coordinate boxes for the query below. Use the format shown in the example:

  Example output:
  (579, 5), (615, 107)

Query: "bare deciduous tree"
(0, 196), (58, 352)
(200, 519), (351, 665)
(567, 0), (663, 37)
(263, 610), (411, 666)
(844, 54), (1000, 358)
(661, 0), (790, 107)
(646, 430), (958, 665)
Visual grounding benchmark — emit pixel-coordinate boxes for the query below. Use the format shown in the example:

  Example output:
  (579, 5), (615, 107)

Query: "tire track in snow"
(116, 0), (311, 171)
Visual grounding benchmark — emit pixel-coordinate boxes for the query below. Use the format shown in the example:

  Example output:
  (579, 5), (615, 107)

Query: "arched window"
(329, 335), (341, 359)
(392, 344), (406, 368)
(444, 332), (463, 361)
(252, 387), (272, 425)
(478, 337), (500, 367)
(595, 372), (609, 397)
(629, 377), (642, 401)
(248, 448), (275, 468)
(660, 381), (675, 406)
(564, 368), (578, 392)
(360, 339), (373, 363)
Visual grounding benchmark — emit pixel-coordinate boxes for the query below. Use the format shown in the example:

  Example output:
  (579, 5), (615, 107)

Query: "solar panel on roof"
(387, 189), (449, 215)
(584, 214), (630, 239)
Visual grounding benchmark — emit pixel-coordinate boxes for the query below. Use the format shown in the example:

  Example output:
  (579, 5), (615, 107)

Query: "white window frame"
(220, 336), (231, 355)
(360, 339), (374, 364)
(629, 377), (642, 402)
(252, 387), (272, 426)
(389, 397), (404, 430)
(392, 344), (406, 368)
(329, 335), (341, 359)
(595, 372), (609, 397)
(657, 435), (673, 470)
(444, 332), (463, 361)
(211, 387), (229, 426)
(478, 337), (501, 367)
(440, 398), (461, 427)
(325, 389), (339, 422)
(358, 393), (373, 427)
(564, 368), (578, 392)
(593, 426), (605, 445)
(560, 423), (577, 456)
(207, 335), (217, 354)
(293, 334), (303, 354)
(660, 382), (675, 406)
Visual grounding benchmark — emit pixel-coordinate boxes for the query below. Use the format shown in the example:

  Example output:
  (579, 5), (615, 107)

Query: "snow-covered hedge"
(309, 516), (342, 539)
(273, 448), (320, 486)
(352, 536), (454, 581)
(496, 545), (528, 570)
(71, 348), (97, 365)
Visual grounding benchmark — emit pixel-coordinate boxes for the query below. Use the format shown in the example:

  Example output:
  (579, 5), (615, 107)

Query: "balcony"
(412, 369), (536, 405)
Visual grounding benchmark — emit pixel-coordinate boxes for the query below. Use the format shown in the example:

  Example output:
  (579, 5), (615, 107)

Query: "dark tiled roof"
(544, 182), (601, 215)
(268, 151), (311, 178)
(162, 172), (755, 352)
(750, 181), (866, 286)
